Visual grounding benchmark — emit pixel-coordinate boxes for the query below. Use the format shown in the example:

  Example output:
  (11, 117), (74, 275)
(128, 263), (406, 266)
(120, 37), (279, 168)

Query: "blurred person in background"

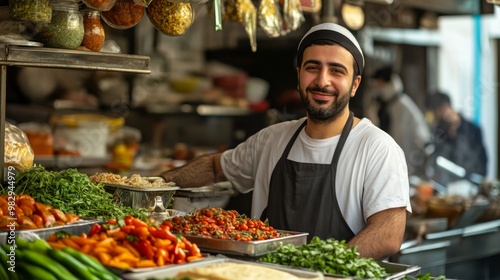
(369, 65), (433, 177)
(427, 91), (488, 186)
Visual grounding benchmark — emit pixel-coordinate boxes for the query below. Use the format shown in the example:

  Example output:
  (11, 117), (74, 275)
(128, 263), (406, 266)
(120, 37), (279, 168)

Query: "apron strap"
(281, 120), (307, 158)
(331, 111), (354, 166)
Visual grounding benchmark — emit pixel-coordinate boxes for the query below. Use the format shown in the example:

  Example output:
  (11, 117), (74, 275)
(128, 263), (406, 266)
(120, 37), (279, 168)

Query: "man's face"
(296, 44), (361, 123)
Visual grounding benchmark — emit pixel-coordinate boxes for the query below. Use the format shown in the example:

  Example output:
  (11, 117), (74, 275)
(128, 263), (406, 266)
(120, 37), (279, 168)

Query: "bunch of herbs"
(259, 236), (389, 279)
(1, 165), (146, 221)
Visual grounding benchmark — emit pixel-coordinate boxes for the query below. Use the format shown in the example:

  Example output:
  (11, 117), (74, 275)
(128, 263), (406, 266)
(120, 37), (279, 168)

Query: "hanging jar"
(146, 0), (193, 36)
(36, 0), (84, 49)
(81, 9), (105, 52)
(101, 0), (144, 29)
(9, 0), (52, 23)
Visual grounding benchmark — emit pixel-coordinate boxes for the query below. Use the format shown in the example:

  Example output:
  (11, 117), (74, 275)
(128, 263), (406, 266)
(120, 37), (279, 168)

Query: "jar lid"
(51, 0), (80, 10)
(82, 0), (118, 11)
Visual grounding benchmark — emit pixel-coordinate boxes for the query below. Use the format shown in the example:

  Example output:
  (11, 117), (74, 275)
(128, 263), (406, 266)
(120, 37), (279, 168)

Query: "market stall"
(0, 164), (422, 279)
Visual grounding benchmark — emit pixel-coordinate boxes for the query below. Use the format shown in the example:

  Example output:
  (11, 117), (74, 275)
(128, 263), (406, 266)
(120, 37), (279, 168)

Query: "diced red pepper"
(88, 223), (104, 237)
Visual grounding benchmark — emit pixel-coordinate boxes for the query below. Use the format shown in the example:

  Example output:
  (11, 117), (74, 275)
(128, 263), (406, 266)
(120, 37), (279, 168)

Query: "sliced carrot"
(48, 241), (67, 250)
(108, 259), (132, 269)
(61, 238), (81, 250)
(122, 241), (141, 258)
(135, 259), (157, 268)
(96, 252), (112, 265)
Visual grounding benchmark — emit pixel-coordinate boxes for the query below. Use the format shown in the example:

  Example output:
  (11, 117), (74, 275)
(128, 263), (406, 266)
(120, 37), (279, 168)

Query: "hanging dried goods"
(146, 0), (193, 36)
(101, 0), (145, 29)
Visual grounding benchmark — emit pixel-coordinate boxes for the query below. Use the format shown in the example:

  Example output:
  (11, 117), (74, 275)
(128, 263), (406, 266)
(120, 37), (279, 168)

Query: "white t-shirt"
(220, 117), (412, 234)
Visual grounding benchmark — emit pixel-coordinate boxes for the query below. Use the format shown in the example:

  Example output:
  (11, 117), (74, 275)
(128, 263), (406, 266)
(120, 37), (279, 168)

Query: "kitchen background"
(2, 1), (500, 278)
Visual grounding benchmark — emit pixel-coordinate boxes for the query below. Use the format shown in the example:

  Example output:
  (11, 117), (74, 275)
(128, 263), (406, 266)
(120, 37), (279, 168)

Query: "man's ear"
(351, 75), (362, 97)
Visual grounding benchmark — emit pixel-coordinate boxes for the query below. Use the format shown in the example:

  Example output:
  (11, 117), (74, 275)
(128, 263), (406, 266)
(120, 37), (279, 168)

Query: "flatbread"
(175, 262), (322, 280)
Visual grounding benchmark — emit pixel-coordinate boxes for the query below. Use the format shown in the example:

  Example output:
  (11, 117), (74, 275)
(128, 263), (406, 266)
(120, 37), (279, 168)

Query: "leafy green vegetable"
(259, 236), (389, 279)
(0, 165), (146, 221)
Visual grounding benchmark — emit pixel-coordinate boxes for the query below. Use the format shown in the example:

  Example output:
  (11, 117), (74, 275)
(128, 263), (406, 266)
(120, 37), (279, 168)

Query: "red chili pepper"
(120, 225), (135, 234)
(131, 226), (150, 240)
(152, 227), (178, 242)
(124, 215), (134, 226)
(155, 248), (169, 266)
(188, 243), (201, 257)
(88, 223), (103, 237)
(174, 243), (187, 264)
(133, 219), (149, 228)
(162, 220), (173, 229)
(134, 240), (155, 260)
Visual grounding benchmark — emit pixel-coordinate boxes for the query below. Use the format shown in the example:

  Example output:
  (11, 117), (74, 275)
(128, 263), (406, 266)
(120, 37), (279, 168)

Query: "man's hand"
(160, 153), (226, 188)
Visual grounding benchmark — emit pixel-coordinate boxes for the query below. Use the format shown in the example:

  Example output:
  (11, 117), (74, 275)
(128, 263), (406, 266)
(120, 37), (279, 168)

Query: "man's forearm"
(161, 153), (225, 188)
(347, 208), (406, 260)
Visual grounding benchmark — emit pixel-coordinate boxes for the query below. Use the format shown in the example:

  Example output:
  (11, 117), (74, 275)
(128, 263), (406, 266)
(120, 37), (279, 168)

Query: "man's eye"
(306, 66), (319, 71)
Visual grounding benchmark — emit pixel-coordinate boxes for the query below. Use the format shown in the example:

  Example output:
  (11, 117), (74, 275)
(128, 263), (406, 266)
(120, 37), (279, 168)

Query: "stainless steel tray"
(106, 185), (179, 209)
(122, 256), (324, 280)
(104, 183), (180, 192)
(323, 261), (420, 280)
(106, 255), (208, 276)
(182, 230), (308, 257)
(0, 219), (100, 243)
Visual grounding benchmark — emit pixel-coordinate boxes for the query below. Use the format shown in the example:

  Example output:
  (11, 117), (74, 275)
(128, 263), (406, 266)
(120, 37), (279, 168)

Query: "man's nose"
(316, 69), (330, 87)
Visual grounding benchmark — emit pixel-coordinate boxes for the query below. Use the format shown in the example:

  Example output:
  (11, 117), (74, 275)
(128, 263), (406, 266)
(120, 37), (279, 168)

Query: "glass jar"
(133, 0), (152, 8)
(36, 0), (84, 49)
(82, 0), (118, 11)
(146, 0), (193, 36)
(101, 0), (144, 29)
(9, 0), (52, 23)
(81, 9), (105, 52)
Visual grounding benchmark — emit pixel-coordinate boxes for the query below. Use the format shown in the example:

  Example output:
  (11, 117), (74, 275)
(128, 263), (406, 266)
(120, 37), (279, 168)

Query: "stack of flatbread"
(174, 262), (325, 280)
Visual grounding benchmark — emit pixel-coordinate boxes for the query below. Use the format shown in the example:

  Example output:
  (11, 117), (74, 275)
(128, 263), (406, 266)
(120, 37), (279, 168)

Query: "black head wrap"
(297, 23), (364, 75)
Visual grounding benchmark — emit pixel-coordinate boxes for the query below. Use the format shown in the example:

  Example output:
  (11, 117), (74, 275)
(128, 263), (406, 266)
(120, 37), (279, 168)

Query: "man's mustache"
(306, 86), (338, 96)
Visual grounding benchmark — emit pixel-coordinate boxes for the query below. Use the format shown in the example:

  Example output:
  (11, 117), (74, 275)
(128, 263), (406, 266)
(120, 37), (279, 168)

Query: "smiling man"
(161, 23), (411, 260)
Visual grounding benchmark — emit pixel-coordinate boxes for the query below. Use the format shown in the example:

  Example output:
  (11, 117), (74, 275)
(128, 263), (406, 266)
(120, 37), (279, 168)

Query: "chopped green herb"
(0, 165), (146, 221)
(259, 236), (389, 279)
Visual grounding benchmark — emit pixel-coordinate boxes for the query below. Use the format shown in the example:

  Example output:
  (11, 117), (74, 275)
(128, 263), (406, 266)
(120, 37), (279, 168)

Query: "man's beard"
(299, 84), (353, 124)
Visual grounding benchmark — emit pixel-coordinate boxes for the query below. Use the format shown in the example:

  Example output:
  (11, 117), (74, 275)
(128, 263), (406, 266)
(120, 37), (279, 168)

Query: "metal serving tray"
(181, 230), (308, 257)
(103, 182), (179, 209)
(322, 261), (420, 280)
(0, 219), (100, 243)
(104, 184), (180, 192)
(122, 256), (324, 280)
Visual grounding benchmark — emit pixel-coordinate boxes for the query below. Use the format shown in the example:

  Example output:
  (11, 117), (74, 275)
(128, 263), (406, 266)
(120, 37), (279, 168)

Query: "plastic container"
(81, 9), (105, 52)
(146, 0), (193, 36)
(4, 122), (34, 171)
(82, 0), (117, 11)
(8, 0), (52, 23)
(35, 0), (84, 49)
(101, 0), (144, 29)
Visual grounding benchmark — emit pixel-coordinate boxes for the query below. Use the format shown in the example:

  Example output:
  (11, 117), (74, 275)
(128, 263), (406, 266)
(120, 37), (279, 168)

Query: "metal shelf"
(0, 45), (151, 73)
(0, 44), (151, 180)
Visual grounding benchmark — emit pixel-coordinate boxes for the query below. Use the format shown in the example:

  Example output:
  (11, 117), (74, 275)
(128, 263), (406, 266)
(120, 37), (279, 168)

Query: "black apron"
(261, 112), (355, 242)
